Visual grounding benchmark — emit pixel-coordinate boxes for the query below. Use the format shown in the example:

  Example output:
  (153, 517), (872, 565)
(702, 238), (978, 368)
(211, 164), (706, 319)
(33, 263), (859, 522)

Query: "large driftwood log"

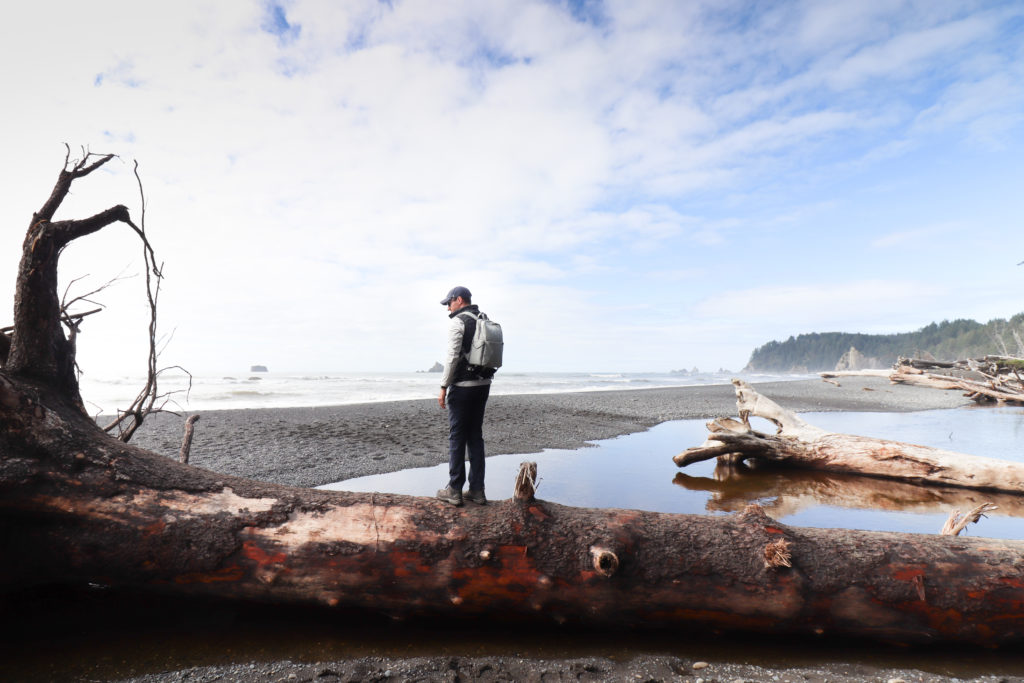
(6, 375), (1024, 646)
(7, 152), (1024, 648)
(675, 380), (1024, 495)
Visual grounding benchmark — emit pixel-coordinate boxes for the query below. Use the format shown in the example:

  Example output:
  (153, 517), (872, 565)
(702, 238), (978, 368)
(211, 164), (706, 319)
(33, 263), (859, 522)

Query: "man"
(436, 285), (492, 506)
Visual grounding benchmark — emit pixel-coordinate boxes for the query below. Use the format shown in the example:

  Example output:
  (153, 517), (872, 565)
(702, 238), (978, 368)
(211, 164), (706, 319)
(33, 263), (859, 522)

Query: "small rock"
(693, 661), (709, 670)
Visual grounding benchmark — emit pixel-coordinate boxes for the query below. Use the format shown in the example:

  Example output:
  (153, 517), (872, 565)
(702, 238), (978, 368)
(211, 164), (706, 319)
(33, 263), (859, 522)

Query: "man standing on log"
(437, 286), (492, 507)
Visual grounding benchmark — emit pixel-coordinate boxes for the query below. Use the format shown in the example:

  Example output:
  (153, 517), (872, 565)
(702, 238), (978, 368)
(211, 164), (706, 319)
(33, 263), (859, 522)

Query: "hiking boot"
(465, 489), (487, 505)
(436, 486), (463, 506)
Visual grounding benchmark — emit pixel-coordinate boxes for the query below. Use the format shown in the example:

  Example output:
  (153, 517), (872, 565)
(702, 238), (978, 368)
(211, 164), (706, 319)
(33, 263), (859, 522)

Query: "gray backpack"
(463, 311), (503, 371)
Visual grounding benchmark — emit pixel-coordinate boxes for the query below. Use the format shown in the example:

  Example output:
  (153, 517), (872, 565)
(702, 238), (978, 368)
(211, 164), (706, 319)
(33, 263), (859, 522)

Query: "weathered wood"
(5, 374), (1024, 646)
(821, 357), (1024, 406)
(942, 504), (999, 537)
(891, 371), (1024, 404)
(819, 369), (892, 379)
(888, 356), (1024, 405)
(675, 380), (1024, 495)
(178, 414), (200, 464)
(7, 152), (1024, 648)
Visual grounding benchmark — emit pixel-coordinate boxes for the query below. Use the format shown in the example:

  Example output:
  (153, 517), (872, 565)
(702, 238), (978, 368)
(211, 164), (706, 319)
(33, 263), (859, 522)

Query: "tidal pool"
(322, 406), (1024, 540)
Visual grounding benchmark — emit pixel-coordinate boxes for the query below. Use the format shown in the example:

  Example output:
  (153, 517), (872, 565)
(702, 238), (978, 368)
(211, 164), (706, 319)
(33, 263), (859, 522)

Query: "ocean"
(78, 369), (810, 416)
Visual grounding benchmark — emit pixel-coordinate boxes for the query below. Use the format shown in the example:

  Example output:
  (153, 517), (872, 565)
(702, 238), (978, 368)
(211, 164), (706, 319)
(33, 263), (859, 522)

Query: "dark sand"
(64, 378), (1024, 681)
(129, 376), (972, 488)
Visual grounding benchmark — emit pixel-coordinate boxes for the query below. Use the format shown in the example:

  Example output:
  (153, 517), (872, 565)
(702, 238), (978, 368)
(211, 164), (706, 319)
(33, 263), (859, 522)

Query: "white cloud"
(695, 280), (947, 328)
(870, 221), (961, 248)
(2, 1), (1023, 377)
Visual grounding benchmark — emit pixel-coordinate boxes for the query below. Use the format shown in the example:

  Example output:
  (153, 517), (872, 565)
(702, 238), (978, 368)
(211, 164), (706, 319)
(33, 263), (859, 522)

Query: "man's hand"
(438, 387), (447, 409)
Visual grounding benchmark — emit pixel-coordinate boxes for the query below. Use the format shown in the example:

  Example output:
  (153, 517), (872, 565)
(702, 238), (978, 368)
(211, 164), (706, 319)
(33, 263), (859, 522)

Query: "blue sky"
(1, 0), (1023, 375)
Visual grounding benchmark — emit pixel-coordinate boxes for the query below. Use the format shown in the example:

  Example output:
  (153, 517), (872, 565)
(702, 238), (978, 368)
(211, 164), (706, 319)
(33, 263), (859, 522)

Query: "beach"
(66, 376), (1024, 683)
(129, 376), (971, 489)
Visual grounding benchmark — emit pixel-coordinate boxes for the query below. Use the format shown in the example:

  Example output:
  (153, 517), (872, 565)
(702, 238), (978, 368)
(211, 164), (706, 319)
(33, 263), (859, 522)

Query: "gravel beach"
(129, 376), (972, 488)
(35, 376), (1023, 683)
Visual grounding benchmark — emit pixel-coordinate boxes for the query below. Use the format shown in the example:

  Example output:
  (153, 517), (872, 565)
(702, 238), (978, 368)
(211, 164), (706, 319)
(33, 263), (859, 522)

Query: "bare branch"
(60, 268), (134, 313)
(34, 147), (118, 225)
(941, 503), (998, 536)
(95, 161), (184, 442)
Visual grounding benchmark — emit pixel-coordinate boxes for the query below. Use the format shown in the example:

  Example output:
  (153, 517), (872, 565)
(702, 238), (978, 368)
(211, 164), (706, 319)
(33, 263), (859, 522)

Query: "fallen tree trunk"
(675, 380), (1024, 494)
(5, 374), (1024, 646)
(7, 152), (1024, 648)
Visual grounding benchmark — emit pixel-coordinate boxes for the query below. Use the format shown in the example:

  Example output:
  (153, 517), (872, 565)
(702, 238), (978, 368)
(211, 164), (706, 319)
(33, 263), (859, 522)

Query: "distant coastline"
(745, 314), (1024, 373)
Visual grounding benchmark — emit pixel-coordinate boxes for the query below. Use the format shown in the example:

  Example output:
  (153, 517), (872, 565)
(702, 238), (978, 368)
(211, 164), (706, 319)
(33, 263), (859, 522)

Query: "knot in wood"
(763, 538), (792, 569)
(590, 545), (619, 578)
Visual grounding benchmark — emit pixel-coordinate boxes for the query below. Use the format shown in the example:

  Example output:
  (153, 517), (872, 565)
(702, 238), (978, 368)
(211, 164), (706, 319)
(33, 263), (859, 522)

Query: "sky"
(1, 0), (1023, 376)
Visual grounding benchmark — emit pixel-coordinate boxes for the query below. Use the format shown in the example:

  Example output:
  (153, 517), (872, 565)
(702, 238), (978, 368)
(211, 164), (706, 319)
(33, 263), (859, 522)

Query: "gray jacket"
(440, 306), (492, 389)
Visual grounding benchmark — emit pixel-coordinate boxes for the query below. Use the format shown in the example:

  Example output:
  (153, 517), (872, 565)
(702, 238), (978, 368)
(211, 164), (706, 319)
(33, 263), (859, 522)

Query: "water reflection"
(673, 461), (1024, 519)
(323, 407), (1024, 540)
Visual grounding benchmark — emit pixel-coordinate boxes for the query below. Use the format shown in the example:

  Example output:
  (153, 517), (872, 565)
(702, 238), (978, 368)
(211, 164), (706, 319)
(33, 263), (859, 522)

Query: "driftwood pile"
(822, 355), (1024, 405)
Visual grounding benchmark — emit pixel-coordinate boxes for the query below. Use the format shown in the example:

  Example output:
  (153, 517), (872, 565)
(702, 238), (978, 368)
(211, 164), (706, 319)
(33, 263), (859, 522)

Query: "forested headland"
(744, 313), (1024, 373)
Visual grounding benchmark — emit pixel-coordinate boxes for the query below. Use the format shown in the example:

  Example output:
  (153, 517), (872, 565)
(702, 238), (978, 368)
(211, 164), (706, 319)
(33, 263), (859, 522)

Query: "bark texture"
(4, 374), (1024, 646)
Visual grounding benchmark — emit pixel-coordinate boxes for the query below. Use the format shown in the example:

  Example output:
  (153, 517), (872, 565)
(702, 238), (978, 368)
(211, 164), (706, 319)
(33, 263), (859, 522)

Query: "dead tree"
(7, 154), (1024, 647)
(6, 150), (133, 404)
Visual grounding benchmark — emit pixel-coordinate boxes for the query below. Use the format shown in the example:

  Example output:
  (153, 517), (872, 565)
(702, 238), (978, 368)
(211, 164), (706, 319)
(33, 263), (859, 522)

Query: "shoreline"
(129, 376), (972, 488)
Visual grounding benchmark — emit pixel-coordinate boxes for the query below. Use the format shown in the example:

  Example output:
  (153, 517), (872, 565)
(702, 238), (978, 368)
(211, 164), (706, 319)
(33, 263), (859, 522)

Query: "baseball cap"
(440, 286), (471, 305)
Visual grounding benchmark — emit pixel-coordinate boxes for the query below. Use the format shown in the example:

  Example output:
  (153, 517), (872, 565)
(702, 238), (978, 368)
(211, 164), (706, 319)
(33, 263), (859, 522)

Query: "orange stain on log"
(891, 567), (925, 581)
(451, 545), (544, 601)
(527, 506), (551, 521)
(242, 541), (287, 565)
(764, 526), (785, 535)
(143, 520), (166, 536)
(390, 549), (435, 578)
(925, 607), (965, 632)
(1000, 576), (1024, 590)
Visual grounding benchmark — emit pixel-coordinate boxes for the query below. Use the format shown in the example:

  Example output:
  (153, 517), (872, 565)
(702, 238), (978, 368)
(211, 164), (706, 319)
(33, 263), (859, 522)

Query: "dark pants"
(447, 384), (490, 492)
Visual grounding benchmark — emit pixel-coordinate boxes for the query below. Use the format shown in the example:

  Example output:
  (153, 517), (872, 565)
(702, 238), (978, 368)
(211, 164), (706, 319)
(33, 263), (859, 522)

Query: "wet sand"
(69, 377), (1024, 682)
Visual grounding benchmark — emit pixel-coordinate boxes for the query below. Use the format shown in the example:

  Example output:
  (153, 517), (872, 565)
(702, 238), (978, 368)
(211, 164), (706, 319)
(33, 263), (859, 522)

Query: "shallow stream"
(324, 406), (1024, 540)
